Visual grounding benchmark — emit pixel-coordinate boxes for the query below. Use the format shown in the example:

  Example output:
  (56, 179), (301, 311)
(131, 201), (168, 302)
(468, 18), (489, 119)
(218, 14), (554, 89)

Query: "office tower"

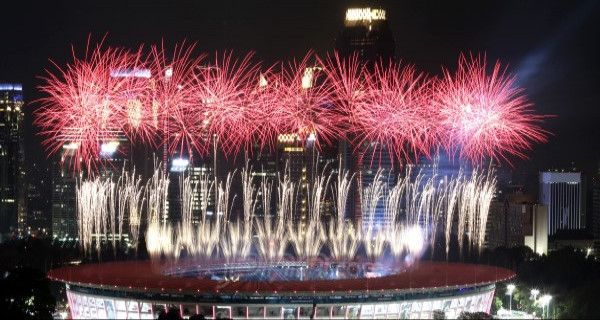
(276, 133), (314, 224)
(539, 171), (584, 235)
(168, 156), (214, 225)
(485, 198), (532, 249)
(0, 83), (25, 240)
(483, 185), (548, 254)
(591, 165), (600, 239)
(336, 7), (395, 61)
(25, 162), (52, 237)
(51, 144), (78, 241)
(524, 204), (548, 255)
(335, 7), (396, 227)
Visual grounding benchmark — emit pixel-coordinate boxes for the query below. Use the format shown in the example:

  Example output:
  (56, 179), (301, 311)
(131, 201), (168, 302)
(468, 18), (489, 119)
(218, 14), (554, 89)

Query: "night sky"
(1, 0), (599, 182)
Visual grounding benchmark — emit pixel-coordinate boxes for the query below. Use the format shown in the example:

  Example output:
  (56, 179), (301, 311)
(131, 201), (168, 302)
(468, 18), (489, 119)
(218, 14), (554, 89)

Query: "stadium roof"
(48, 261), (514, 295)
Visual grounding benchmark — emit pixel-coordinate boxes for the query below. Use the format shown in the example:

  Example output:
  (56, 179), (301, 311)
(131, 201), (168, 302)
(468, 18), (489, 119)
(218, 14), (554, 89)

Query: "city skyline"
(0, 1), (599, 319)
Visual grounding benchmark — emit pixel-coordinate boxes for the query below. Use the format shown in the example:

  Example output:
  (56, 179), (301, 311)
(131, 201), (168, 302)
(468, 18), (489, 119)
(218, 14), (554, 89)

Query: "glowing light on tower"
(345, 8), (386, 25)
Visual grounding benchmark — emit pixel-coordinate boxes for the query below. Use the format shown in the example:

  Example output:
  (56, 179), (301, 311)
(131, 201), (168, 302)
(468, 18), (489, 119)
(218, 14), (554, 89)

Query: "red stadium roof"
(48, 261), (514, 295)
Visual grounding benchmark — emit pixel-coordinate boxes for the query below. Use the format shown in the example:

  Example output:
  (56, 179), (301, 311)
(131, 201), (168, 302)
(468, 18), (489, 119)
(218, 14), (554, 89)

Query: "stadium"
(48, 260), (514, 319)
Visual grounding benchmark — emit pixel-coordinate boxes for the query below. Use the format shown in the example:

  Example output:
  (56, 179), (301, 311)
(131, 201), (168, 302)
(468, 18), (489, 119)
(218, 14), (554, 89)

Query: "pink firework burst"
(193, 51), (264, 156)
(433, 54), (548, 163)
(351, 60), (435, 163)
(147, 42), (206, 158)
(246, 67), (281, 152)
(319, 52), (368, 115)
(274, 53), (341, 148)
(36, 42), (142, 171)
(109, 46), (158, 146)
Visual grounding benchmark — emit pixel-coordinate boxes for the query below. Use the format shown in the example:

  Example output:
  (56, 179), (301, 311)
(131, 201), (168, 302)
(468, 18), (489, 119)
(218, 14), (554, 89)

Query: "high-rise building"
(485, 194), (530, 249)
(0, 83), (25, 241)
(276, 133), (315, 224)
(25, 162), (52, 237)
(167, 156), (214, 225)
(335, 7), (395, 61)
(539, 171), (584, 235)
(591, 165), (600, 239)
(482, 186), (548, 255)
(335, 7), (396, 227)
(51, 145), (78, 241)
(524, 204), (548, 255)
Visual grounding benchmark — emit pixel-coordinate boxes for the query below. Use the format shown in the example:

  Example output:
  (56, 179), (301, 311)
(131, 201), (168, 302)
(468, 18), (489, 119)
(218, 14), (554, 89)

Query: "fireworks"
(147, 42), (205, 157)
(351, 61), (436, 162)
(433, 54), (548, 163)
(40, 41), (545, 269)
(36, 42), (547, 169)
(37, 43), (146, 171)
(274, 53), (342, 147)
(328, 167), (361, 261)
(75, 162), (496, 263)
(195, 52), (266, 155)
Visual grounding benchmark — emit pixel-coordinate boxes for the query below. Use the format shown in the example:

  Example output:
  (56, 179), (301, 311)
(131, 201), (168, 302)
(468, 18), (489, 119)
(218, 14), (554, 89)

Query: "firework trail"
(174, 175), (198, 258)
(76, 162), (497, 262)
(254, 175), (291, 262)
(360, 170), (387, 260)
(443, 175), (462, 257)
(328, 167), (360, 262)
(222, 166), (255, 261)
(121, 169), (145, 249)
(288, 171), (330, 261)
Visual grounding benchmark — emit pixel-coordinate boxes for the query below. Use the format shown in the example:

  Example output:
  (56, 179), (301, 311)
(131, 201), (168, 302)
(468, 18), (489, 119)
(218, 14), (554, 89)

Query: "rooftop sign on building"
(345, 8), (386, 26)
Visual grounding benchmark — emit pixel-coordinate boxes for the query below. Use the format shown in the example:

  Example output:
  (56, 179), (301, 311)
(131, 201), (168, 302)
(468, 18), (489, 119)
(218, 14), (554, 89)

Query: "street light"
(539, 294), (552, 318)
(506, 284), (516, 311)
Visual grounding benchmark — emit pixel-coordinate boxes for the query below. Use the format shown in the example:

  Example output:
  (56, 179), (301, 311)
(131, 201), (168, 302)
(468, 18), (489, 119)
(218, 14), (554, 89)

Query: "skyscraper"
(51, 144), (78, 241)
(0, 83), (25, 241)
(523, 204), (548, 255)
(168, 156), (214, 225)
(539, 171), (584, 235)
(591, 163), (600, 239)
(335, 7), (396, 227)
(335, 7), (395, 61)
(25, 162), (51, 237)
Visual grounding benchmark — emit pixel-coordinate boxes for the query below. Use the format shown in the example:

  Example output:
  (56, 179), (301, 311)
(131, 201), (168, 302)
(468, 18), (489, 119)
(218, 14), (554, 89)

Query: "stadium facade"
(49, 261), (513, 319)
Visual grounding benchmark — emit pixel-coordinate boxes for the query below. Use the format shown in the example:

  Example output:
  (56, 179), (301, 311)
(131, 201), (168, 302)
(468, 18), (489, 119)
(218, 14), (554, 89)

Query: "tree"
(555, 279), (600, 319)
(432, 309), (446, 319)
(0, 267), (56, 320)
(457, 311), (492, 320)
(491, 296), (503, 315)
